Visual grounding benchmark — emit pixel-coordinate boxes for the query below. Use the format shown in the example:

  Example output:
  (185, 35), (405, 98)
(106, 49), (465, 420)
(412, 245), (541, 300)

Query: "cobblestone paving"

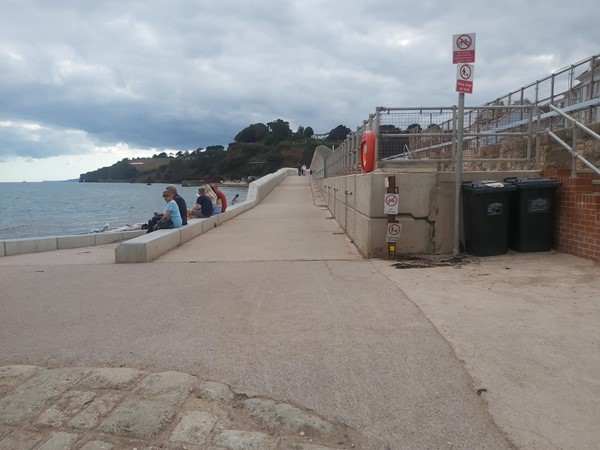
(0, 366), (374, 450)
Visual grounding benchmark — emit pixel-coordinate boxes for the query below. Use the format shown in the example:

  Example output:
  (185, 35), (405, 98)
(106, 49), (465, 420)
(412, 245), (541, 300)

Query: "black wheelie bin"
(462, 180), (517, 256)
(504, 177), (562, 252)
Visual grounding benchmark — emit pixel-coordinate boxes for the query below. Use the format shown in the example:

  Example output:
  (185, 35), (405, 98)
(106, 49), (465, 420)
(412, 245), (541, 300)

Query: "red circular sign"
(456, 34), (472, 50)
(459, 64), (472, 80)
(388, 223), (401, 235)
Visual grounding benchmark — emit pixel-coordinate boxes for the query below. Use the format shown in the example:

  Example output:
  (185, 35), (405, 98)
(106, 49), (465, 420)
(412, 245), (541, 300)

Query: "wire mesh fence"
(320, 54), (599, 178)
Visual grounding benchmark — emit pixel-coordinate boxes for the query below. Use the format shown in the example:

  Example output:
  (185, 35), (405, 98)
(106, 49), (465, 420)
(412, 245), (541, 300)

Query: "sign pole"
(452, 32), (474, 257)
(453, 92), (465, 257)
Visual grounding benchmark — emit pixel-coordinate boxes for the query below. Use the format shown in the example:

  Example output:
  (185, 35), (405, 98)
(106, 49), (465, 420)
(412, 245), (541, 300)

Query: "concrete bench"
(114, 167), (296, 263)
(115, 202), (254, 263)
(1, 230), (145, 258)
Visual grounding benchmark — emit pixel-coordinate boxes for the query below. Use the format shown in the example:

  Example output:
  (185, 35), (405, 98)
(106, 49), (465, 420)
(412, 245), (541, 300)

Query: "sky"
(1, 0), (598, 182)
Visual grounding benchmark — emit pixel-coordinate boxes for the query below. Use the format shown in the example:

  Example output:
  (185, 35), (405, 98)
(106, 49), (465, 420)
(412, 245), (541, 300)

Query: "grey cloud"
(0, 0), (598, 162)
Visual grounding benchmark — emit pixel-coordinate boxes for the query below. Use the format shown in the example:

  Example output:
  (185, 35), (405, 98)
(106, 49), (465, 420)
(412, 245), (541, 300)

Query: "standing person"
(188, 187), (213, 218)
(301, 164), (307, 175)
(147, 190), (183, 233)
(297, 164), (302, 176)
(231, 194), (240, 205)
(166, 185), (187, 226)
(211, 184), (227, 213)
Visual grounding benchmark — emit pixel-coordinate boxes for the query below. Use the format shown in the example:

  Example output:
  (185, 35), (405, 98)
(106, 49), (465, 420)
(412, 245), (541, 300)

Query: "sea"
(0, 181), (248, 240)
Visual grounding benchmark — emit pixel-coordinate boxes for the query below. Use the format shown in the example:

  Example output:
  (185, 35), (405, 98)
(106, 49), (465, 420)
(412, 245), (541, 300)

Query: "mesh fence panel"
(325, 55), (599, 176)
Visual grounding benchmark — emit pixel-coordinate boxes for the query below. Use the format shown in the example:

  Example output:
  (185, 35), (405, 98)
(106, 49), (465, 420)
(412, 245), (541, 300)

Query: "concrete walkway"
(0, 175), (598, 449)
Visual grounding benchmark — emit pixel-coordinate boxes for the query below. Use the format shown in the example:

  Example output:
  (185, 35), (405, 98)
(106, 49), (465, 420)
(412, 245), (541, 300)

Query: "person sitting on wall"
(166, 185), (187, 226)
(211, 184), (227, 213)
(147, 190), (183, 233)
(204, 184), (221, 214)
(187, 186), (213, 218)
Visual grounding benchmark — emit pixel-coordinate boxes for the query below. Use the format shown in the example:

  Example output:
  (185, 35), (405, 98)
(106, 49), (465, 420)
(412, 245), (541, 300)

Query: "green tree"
(107, 159), (137, 180)
(234, 123), (269, 143)
(326, 125), (351, 141)
(267, 119), (292, 144)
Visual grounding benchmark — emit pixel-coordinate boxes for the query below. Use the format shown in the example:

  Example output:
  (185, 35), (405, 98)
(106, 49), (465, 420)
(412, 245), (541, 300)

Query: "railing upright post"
(355, 127), (360, 174)
(373, 111), (379, 167)
(451, 105), (458, 162)
(527, 106), (532, 163)
(572, 126), (578, 178)
(535, 105), (541, 169)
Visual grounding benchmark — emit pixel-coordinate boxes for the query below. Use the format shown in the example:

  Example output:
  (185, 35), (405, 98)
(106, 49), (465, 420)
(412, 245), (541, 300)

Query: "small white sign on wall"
(384, 193), (399, 214)
(386, 222), (402, 242)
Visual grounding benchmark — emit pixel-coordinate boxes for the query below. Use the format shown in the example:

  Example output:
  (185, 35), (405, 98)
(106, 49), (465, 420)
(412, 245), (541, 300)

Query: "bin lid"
(503, 177), (562, 189)
(462, 180), (517, 192)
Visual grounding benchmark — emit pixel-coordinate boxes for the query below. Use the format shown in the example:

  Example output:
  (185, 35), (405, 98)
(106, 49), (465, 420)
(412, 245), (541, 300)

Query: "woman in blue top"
(147, 190), (183, 232)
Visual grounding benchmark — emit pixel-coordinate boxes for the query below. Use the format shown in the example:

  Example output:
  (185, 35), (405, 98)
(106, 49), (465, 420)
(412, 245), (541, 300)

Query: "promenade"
(0, 175), (598, 449)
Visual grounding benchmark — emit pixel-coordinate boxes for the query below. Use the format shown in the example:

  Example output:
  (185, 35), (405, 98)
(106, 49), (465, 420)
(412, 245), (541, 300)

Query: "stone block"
(201, 216), (218, 233)
(212, 430), (276, 450)
(98, 371), (195, 437)
(395, 173), (434, 217)
(0, 429), (44, 449)
(216, 208), (235, 224)
(336, 201), (347, 231)
(279, 443), (338, 450)
(94, 232), (125, 245)
(4, 237), (57, 256)
(79, 441), (113, 450)
(179, 220), (204, 243)
(169, 411), (218, 446)
(115, 229), (181, 263)
(68, 393), (123, 429)
(0, 368), (89, 425)
(37, 432), (79, 450)
(243, 398), (333, 434)
(194, 381), (235, 402)
(77, 368), (143, 390)
(121, 230), (145, 241)
(35, 390), (96, 427)
(56, 234), (96, 250)
(345, 175), (356, 209)
(0, 365), (43, 388)
(395, 216), (435, 254)
(354, 173), (386, 218)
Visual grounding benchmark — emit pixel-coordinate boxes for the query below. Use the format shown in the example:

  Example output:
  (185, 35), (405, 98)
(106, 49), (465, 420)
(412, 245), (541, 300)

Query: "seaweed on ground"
(391, 254), (470, 269)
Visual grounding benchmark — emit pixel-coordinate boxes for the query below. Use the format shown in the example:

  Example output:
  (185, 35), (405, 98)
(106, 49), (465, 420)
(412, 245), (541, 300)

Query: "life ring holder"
(360, 130), (375, 173)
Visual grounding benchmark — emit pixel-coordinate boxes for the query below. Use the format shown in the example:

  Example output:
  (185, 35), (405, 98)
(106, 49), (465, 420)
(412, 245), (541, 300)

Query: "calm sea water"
(0, 182), (248, 240)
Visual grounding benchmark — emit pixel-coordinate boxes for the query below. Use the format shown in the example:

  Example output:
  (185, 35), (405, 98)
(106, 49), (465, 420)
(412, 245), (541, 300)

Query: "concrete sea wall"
(1, 168), (296, 259)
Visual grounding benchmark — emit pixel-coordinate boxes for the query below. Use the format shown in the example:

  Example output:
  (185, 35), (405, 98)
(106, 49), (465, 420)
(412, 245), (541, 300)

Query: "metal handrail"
(547, 104), (600, 177)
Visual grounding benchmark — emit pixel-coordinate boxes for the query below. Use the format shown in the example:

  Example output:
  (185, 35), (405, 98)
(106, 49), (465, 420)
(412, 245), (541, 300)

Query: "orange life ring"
(360, 130), (375, 173)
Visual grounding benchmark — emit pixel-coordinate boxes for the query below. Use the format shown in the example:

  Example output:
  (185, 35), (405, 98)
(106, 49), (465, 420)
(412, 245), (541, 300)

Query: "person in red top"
(211, 185), (227, 213)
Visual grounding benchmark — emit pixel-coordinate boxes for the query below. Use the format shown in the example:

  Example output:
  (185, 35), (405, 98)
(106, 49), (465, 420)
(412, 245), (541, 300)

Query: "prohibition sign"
(459, 64), (472, 80)
(387, 222), (402, 242)
(456, 34), (472, 50)
(452, 32), (476, 64)
(385, 193), (398, 207)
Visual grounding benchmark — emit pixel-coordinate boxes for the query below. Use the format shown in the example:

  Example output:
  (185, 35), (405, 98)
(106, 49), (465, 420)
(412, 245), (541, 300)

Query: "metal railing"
(547, 104), (600, 177)
(315, 54), (600, 178)
(484, 54), (600, 127)
(322, 104), (538, 177)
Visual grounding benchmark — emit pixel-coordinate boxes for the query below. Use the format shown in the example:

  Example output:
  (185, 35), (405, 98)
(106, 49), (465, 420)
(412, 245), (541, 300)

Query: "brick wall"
(542, 168), (600, 262)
